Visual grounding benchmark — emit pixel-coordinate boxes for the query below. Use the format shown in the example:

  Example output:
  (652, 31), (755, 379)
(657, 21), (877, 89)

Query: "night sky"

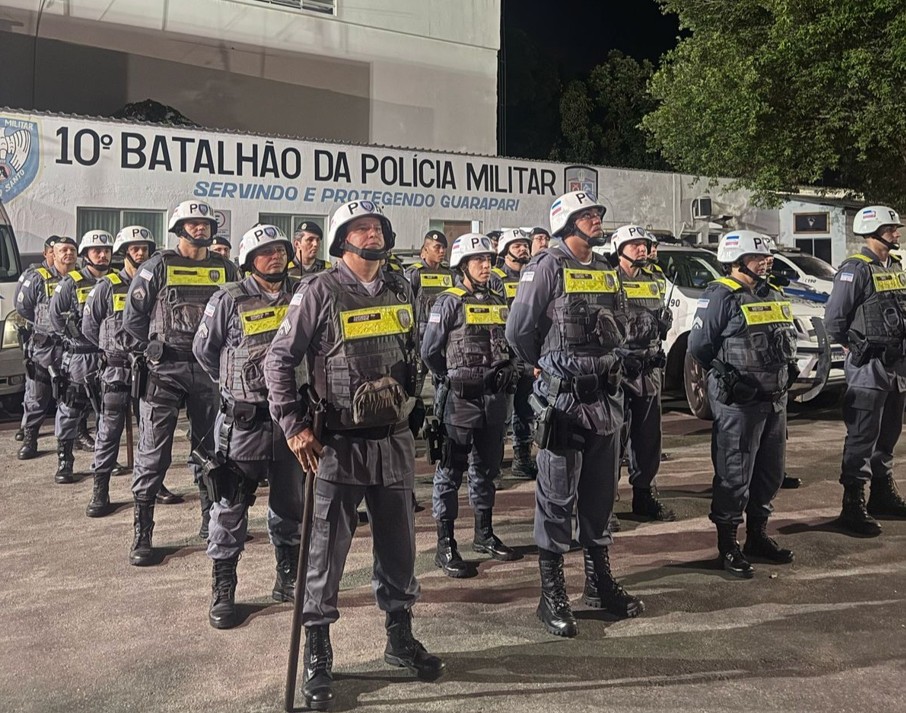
(504, 0), (682, 77)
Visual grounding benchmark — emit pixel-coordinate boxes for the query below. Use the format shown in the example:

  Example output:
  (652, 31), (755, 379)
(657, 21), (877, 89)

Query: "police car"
(627, 243), (841, 418)
(770, 248), (837, 302)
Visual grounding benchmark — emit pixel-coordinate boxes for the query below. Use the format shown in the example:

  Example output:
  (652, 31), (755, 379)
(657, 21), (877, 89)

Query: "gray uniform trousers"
(207, 418), (304, 561)
(708, 381), (786, 526)
(510, 373), (535, 445)
(131, 360), (218, 501)
(840, 386), (906, 485)
(22, 340), (58, 430)
(432, 422), (505, 521)
(302, 429), (420, 628)
(535, 430), (620, 553)
(621, 385), (662, 489)
(54, 351), (97, 441)
(92, 364), (131, 475)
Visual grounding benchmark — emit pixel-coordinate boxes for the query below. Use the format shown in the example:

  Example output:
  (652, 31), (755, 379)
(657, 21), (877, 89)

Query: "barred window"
(76, 208), (167, 247)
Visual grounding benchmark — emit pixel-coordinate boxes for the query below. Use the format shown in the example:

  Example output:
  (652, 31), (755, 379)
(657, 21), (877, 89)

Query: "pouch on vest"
(594, 309), (625, 350)
(231, 401), (260, 431)
(351, 375), (406, 426)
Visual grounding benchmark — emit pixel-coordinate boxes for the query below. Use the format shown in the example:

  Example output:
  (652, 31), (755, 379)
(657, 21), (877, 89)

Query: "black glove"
(484, 364), (516, 393)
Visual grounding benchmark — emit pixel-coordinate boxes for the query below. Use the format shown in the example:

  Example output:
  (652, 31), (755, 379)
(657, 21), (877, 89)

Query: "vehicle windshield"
(0, 224), (22, 283)
(659, 249), (723, 289)
(785, 252), (837, 279)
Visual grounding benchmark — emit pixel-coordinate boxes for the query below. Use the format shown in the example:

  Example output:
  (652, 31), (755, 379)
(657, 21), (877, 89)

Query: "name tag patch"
(740, 301), (793, 325)
(340, 304), (414, 340)
(464, 303), (508, 325)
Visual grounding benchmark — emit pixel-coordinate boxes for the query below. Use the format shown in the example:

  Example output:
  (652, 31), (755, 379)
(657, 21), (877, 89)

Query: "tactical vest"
(149, 251), (229, 350)
(411, 262), (454, 328)
(492, 266), (520, 304)
(218, 282), (291, 404)
(713, 277), (797, 394)
(443, 287), (510, 376)
(540, 247), (623, 358)
(61, 269), (101, 333)
(33, 267), (61, 333)
(845, 254), (906, 349)
(289, 258), (331, 280)
(311, 270), (417, 430)
(620, 268), (664, 353)
(97, 272), (131, 356)
(648, 262), (668, 294)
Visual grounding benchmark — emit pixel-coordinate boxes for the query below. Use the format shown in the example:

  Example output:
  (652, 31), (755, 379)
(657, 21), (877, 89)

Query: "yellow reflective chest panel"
(239, 305), (289, 336)
(563, 268), (619, 294)
(166, 265), (227, 286)
(340, 304), (414, 341)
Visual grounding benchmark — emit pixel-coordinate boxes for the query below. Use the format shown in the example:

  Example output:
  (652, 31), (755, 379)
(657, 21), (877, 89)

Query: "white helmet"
(167, 200), (218, 236)
(78, 229), (114, 256)
(497, 228), (531, 256)
(238, 224), (292, 269)
(716, 230), (773, 263)
(114, 225), (156, 254)
(549, 191), (606, 238)
(449, 233), (496, 269)
(853, 205), (902, 236)
(611, 224), (653, 256)
(327, 200), (394, 259)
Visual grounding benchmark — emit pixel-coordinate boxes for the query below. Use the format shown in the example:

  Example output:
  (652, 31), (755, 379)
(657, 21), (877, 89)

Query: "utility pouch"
(450, 376), (485, 400)
(145, 340), (165, 366)
(572, 373), (601, 402)
(425, 416), (445, 464)
(130, 353), (148, 400)
(351, 376), (406, 426)
(231, 401), (260, 431)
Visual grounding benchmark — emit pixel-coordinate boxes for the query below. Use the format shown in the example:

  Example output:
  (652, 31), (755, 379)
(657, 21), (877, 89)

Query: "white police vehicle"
(0, 199), (27, 411)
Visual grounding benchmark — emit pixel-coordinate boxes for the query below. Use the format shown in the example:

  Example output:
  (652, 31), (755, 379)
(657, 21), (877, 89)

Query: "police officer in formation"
(823, 205), (906, 536)
(422, 233), (518, 578)
(289, 221), (330, 277)
(123, 200), (239, 566)
(529, 226), (550, 256)
(506, 191), (644, 638)
(492, 228), (538, 479)
(15, 236), (75, 460)
(688, 231), (796, 577)
(193, 224), (304, 629)
(265, 200), (443, 710)
(610, 225), (675, 521)
(80, 226), (157, 517)
(49, 230), (114, 484)
(210, 235), (232, 260)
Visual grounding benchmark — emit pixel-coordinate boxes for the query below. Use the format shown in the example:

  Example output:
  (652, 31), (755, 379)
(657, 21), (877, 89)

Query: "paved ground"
(1, 404), (905, 713)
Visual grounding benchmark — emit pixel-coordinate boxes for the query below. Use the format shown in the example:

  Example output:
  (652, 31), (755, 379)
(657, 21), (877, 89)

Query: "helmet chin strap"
(463, 263), (489, 292)
(82, 255), (111, 274)
(342, 242), (387, 261)
(619, 250), (649, 269)
(252, 267), (287, 283)
(178, 227), (213, 248)
(569, 222), (606, 247)
(507, 250), (530, 265)
(873, 233), (900, 250)
(738, 262), (770, 295)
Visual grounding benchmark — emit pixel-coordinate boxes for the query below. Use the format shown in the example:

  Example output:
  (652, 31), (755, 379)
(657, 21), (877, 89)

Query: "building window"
(76, 208), (167, 247)
(795, 238), (832, 264)
(259, 213), (327, 257)
(243, 0), (336, 15)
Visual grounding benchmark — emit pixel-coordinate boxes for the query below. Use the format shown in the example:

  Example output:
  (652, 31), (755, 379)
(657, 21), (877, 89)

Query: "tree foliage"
(551, 51), (668, 170)
(643, 0), (906, 206)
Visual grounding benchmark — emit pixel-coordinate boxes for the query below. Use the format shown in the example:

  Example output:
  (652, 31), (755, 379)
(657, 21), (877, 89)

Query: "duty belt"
(105, 355), (130, 369)
(540, 371), (609, 403)
(67, 344), (100, 355)
(161, 345), (196, 362)
(324, 421), (405, 441)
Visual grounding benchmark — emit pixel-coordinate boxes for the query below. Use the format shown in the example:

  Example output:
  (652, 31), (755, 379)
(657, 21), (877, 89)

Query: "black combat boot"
(781, 473), (801, 489)
(609, 513), (622, 533)
(302, 625), (334, 711)
(867, 476), (906, 519)
(17, 426), (39, 460)
(582, 546), (645, 617)
(75, 421), (95, 452)
(537, 550), (578, 637)
(384, 609), (445, 680)
(472, 510), (518, 561)
(839, 483), (882, 535)
(743, 516), (793, 563)
(434, 519), (470, 577)
(129, 499), (155, 566)
(272, 544), (299, 602)
(54, 439), (75, 484)
(716, 522), (754, 578)
(155, 483), (183, 505)
(631, 487), (677, 522)
(85, 472), (113, 518)
(208, 557), (240, 629)
(198, 485), (212, 540)
(15, 426), (24, 441)
(511, 442), (538, 479)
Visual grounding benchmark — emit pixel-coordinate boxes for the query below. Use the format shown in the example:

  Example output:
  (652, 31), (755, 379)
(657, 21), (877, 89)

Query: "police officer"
(264, 200), (443, 710)
(423, 234), (518, 578)
(824, 205), (906, 536)
(530, 227), (551, 256)
(492, 228), (537, 479)
(506, 191), (644, 639)
(210, 235), (232, 260)
(49, 230), (114, 484)
(688, 231), (797, 577)
(123, 200), (239, 566)
(289, 221), (330, 278)
(610, 225), (675, 521)
(192, 224), (304, 629)
(15, 236), (78, 460)
(81, 226), (156, 517)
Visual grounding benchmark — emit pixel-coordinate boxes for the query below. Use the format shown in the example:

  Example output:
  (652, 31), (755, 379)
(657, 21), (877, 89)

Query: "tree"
(643, 0), (906, 206)
(551, 51), (668, 171)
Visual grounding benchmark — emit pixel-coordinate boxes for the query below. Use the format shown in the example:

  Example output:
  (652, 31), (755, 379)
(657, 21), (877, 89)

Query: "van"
(0, 199), (27, 411)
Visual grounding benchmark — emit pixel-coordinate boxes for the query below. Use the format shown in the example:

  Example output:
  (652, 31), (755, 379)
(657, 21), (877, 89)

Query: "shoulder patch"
(290, 292), (305, 306)
(521, 270), (535, 283)
(139, 268), (153, 281)
(696, 298), (710, 310)
(428, 312), (442, 323)
(203, 303), (216, 317)
(839, 272), (854, 283)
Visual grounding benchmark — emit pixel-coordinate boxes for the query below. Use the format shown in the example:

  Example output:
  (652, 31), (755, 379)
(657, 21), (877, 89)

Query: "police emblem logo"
(649, 283), (659, 296)
(0, 117), (40, 203)
(781, 304), (792, 320)
(397, 308), (412, 329)
(195, 203), (210, 216)
(604, 273), (616, 290)
(564, 165), (599, 195)
(899, 274), (906, 287)
(209, 270), (221, 282)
